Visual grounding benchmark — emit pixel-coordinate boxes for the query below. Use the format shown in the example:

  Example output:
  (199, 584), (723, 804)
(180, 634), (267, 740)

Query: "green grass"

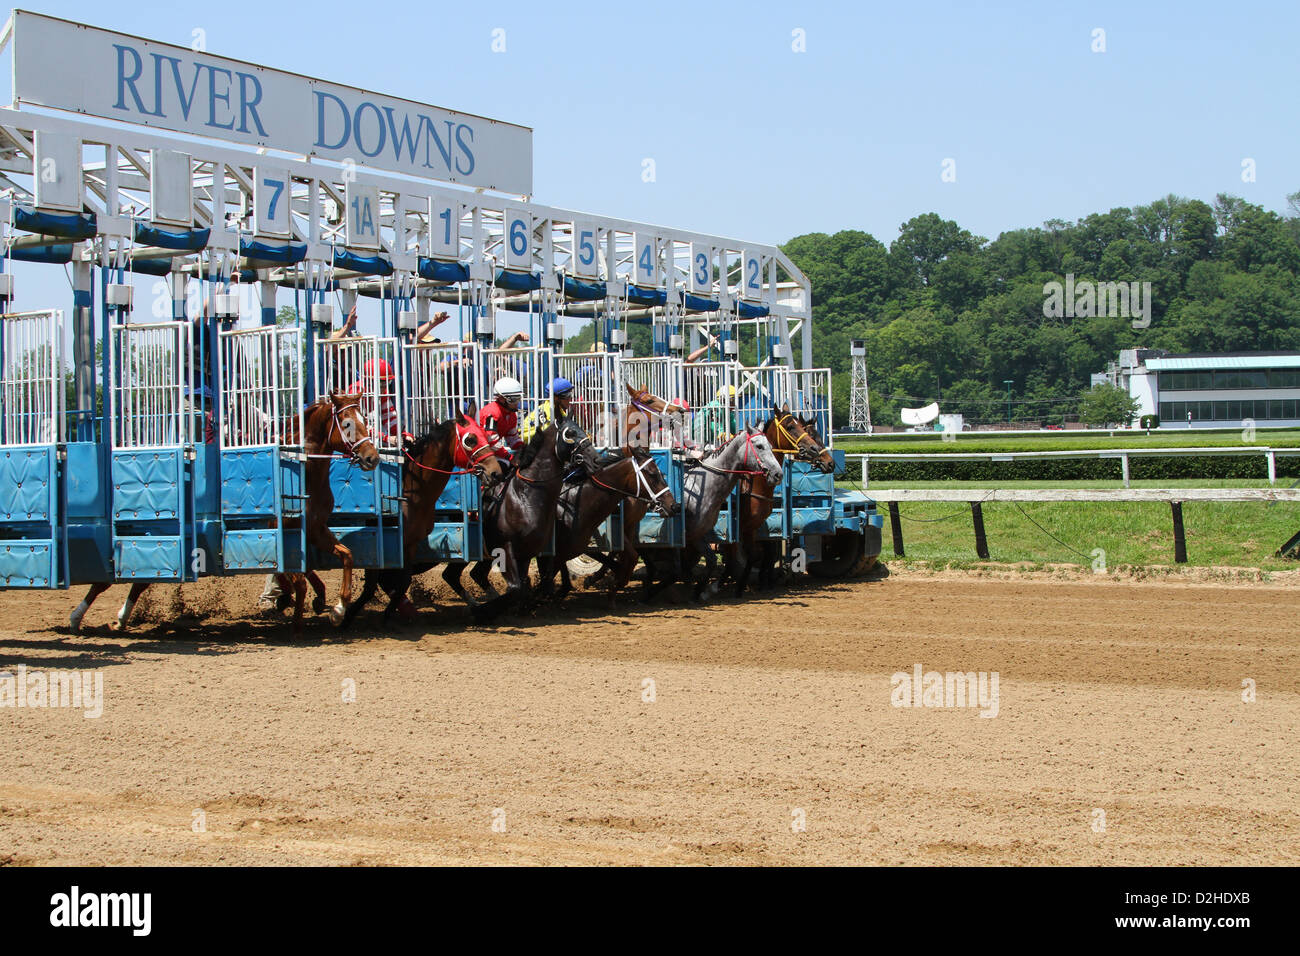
(866, 495), (1300, 571)
(836, 429), (1300, 455)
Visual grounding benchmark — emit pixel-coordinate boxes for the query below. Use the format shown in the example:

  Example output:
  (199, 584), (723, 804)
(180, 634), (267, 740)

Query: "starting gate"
(554, 351), (617, 447)
(773, 367), (838, 542)
(109, 319), (192, 581)
(217, 325), (303, 572)
(616, 355), (685, 449)
(481, 345), (551, 420)
(775, 367), (834, 443)
(0, 310), (65, 587)
(682, 360), (737, 451)
(311, 336), (404, 569)
(401, 340), (489, 562)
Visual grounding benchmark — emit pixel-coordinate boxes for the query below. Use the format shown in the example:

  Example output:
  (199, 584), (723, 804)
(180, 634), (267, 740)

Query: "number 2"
(747, 257), (760, 290)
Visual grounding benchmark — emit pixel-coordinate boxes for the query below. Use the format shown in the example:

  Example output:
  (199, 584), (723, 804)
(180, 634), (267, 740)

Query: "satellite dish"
(901, 402), (940, 426)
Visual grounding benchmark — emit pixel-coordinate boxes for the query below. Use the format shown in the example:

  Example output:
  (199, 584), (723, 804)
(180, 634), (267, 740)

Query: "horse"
(722, 407), (836, 596)
(338, 408), (505, 627)
(640, 426), (782, 603)
(68, 392), (379, 635)
(537, 446), (679, 601)
(441, 420), (602, 619)
(574, 384), (687, 593)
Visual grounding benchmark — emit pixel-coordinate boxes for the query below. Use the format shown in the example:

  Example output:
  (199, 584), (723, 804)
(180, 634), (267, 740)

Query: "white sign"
(571, 221), (599, 279)
(634, 232), (658, 287)
(503, 207), (531, 271)
(254, 166), (291, 237)
(345, 183), (380, 249)
(10, 10), (533, 196)
(427, 194), (459, 260)
(33, 131), (81, 212)
(740, 248), (763, 302)
(690, 243), (713, 295)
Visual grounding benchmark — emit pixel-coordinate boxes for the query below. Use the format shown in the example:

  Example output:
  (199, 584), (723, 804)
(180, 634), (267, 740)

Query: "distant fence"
(846, 447), (1300, 488)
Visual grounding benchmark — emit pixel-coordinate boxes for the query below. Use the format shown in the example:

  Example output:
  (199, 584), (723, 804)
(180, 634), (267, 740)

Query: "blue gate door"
(0, 309), (65, 587)
(217, 325), (302, 572)
(109, 320), (191, 581)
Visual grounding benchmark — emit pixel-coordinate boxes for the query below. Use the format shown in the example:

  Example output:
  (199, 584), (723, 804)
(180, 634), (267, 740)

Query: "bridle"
(512, 424), (594, 486)
(694, 430), (779, 479)
(588, 453), (674, 512)
(403, 421), (499, 478)
(306, 400), (377, 462)
(770, 412), (823, 462)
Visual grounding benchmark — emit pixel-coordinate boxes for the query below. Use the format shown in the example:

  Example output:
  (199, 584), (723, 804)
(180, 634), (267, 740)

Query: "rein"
(403, 424), (496, 476)
(694, 432), (770, 477)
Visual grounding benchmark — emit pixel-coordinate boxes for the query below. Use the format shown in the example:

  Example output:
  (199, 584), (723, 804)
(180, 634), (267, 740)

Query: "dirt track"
(1, 569), (1297, 865)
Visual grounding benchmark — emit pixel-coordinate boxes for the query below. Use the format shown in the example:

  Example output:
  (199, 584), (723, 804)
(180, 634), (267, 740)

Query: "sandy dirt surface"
(1, 568), (1297, 865)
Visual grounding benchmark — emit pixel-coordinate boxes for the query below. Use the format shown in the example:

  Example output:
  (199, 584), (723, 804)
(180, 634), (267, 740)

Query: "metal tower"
(849, 339), (871, 433)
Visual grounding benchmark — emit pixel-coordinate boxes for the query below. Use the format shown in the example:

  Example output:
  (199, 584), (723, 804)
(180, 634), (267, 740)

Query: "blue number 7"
(263, 178), (284, 220)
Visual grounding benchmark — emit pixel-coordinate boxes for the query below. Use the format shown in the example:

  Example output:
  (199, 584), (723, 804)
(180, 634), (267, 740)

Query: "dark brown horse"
(68, 392), (378, 635)
(723, 407), (835, 596)
(339, 408), (505, 626)
(442, 421), (601, 619)
(538, 446), (679, 601)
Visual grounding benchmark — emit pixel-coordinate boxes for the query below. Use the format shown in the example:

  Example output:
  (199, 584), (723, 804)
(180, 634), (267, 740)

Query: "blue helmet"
(551, 377), (575, 397)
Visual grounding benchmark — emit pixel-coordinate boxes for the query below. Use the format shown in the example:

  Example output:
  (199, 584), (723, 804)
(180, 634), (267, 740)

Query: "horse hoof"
(396, 598), (418, 623)
(312, 596), (327, 615)
(328, 603), (346, 626)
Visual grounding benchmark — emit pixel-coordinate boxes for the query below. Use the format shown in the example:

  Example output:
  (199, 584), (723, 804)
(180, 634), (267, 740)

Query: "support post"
(888, 501), (904, 557)
(72, 259), (95, 441)
(1121, 453), (1130, 488)
(971, 502), (989, 559)
(1267, 451), (1276, 486)
(1171, 501), (1187, 563)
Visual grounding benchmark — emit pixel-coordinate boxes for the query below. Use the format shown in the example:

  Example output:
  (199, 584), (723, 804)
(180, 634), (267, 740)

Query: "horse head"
(558, 420), (603, 475)
(326, 392), (380, 470)
(771, 404), (835, 473)
(628, 447), (680, 518)
(454, 410), (505, 487)
(742, 424), (784, 485)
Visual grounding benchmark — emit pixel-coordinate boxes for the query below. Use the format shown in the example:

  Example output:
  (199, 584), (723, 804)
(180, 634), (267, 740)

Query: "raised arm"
(329, 304), (358, 341)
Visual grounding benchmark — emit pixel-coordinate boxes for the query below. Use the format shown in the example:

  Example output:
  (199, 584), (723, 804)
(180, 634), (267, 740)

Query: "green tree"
(1078, 383), (1140, 427)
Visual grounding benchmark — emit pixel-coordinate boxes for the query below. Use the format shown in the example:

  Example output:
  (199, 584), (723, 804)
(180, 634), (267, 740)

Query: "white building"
(1099, 350), (1300, 428)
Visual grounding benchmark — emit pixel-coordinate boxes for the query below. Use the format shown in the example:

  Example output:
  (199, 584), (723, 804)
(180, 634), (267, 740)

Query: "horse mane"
(405, 419), (456, 458)
(514, 423), (549, 469)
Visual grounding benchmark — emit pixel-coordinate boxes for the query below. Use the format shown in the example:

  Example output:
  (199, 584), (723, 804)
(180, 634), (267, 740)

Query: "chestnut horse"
(339, 408), (505, 627)
(537, 446), (679, 601)
(722, 407), (835, 596)
(69, 392), (378, 635)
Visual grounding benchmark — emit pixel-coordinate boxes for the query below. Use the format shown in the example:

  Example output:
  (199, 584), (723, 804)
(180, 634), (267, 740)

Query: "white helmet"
(494, 376), (523, 406)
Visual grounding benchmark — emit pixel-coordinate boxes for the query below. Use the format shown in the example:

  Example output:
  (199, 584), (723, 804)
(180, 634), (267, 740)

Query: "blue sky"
(4, 0), (1297, 330)
(15, 0), (1299, 244)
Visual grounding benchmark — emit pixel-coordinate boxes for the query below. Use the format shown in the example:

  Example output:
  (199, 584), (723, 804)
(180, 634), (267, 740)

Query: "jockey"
(520, 377), (574, 443)
(347, 358), (399, 444)
(479, 376), (525, 459)
(692, 384), (737, 450)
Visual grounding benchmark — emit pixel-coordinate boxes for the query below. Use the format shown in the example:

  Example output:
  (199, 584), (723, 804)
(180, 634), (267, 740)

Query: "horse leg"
(327, 543), (355, 626)
(468, 559), (500, 601)
(109, 582), (151, 631)
(535, 554), (557, 601)
(290, 574), (307, 636)
(70, 582), (112, 633)
(381, 571), (416, 624)
(342, 571), (380, 629)
(305, 571), (329, 615)
(694, 543), (717, 603)
(441, 561), (477, 607)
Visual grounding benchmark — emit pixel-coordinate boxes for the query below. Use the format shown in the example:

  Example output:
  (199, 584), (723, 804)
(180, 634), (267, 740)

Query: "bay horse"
(537, 446), (679, 601)
(641, 426), (782, 603)
(723, 407), (835, 596)
(69, 392), (378, 635)
(441, 421), (602, 619)
(338, 408), (505, 627)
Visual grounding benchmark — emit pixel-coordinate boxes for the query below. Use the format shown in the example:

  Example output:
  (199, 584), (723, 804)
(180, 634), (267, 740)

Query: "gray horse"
(642, 425), (782, 602)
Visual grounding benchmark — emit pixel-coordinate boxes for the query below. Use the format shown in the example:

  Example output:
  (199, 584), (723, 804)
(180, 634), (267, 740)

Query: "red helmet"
(363, 358), (395, 380)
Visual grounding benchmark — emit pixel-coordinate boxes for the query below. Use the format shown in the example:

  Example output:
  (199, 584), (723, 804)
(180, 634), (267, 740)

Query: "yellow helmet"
(717, 385), (737, 401)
